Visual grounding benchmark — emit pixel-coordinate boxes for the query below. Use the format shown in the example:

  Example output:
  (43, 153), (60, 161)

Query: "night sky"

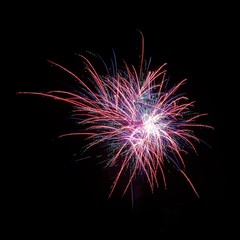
(13, 2), (234, 237)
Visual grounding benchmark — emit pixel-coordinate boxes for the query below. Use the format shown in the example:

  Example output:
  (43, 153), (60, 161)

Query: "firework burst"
(18, 31), (213, 198)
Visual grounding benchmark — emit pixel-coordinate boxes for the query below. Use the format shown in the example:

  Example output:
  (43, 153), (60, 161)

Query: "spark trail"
(18, 31), (213, 198)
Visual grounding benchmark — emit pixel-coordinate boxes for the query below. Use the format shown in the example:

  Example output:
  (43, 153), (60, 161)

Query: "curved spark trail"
(18, 31), (213, 198)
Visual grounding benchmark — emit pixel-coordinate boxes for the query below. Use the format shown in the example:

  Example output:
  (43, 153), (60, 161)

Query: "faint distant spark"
(18, 31), (213, 198)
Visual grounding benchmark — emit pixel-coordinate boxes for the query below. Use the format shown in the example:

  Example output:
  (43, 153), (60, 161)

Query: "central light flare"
(142, 114), (161, 136)
(128, 113), (163, 149)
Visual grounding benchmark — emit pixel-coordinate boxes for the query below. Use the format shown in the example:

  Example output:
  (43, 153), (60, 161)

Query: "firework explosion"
(18, 32), (212, 198)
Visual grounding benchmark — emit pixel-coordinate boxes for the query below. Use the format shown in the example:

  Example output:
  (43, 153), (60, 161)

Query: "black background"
(13, 2), (235, 237)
